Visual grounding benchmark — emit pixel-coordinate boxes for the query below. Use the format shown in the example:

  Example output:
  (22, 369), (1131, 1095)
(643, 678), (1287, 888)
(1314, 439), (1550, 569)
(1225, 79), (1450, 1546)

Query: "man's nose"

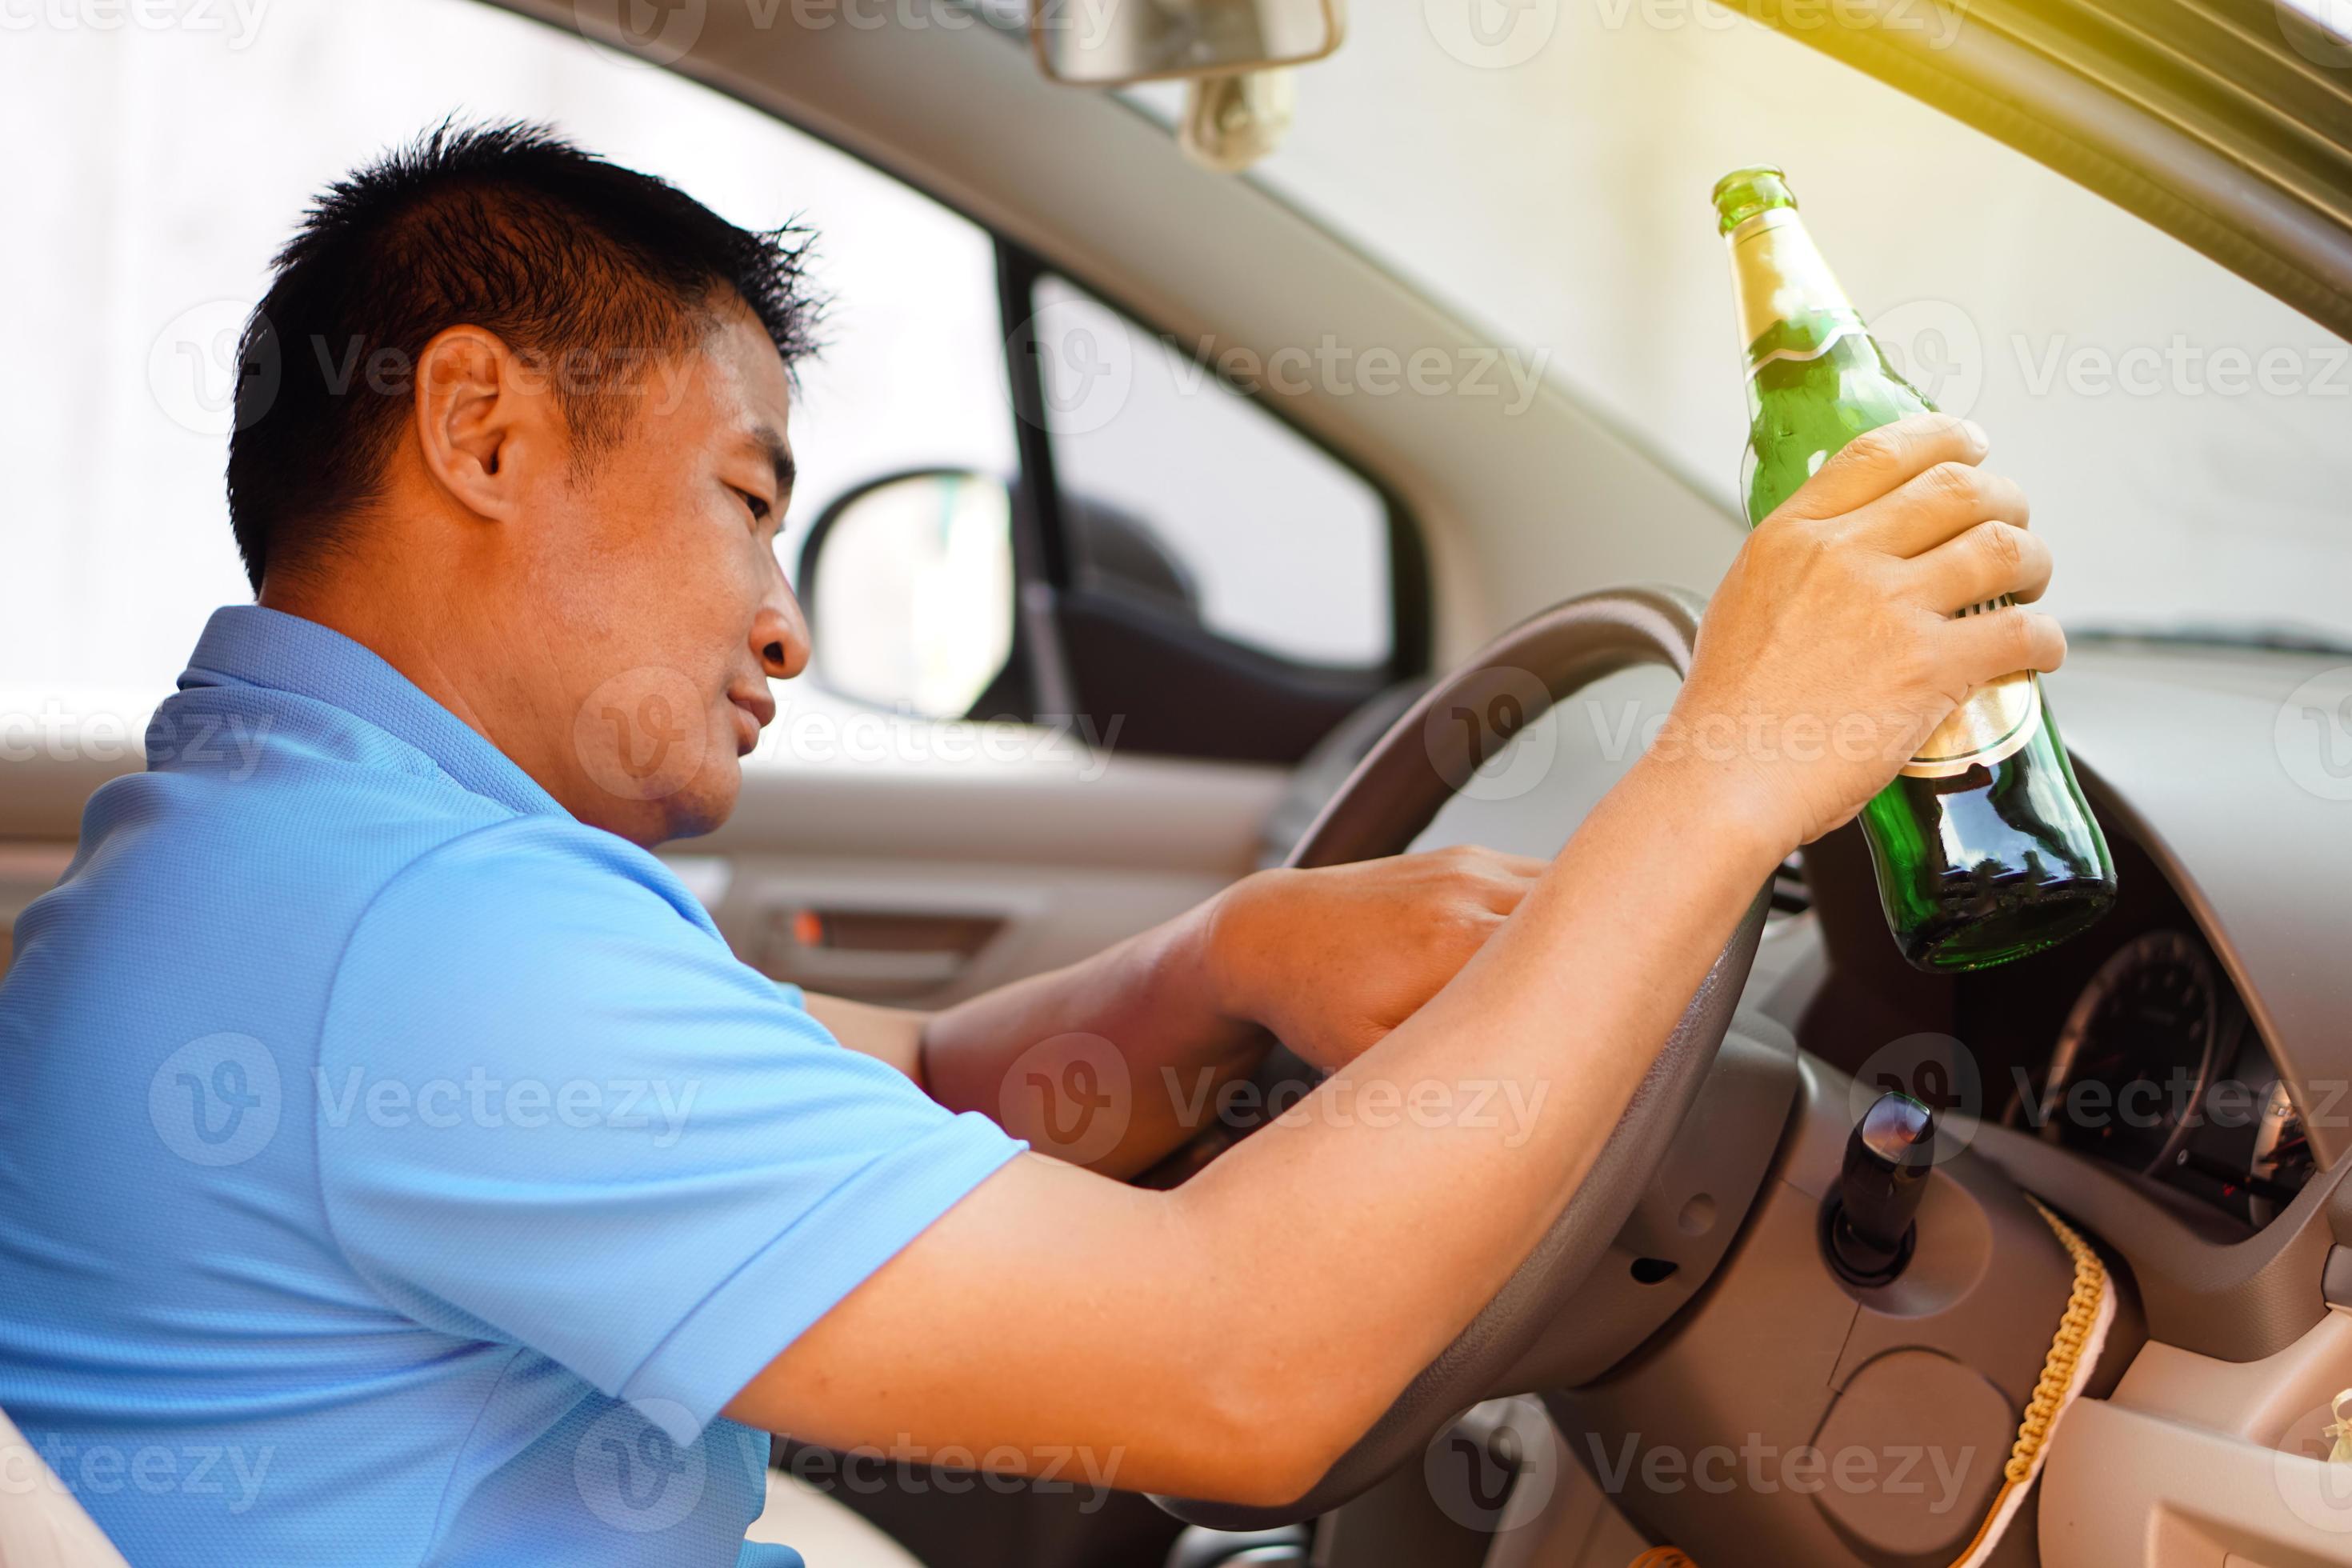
(752, 588), (810, 683)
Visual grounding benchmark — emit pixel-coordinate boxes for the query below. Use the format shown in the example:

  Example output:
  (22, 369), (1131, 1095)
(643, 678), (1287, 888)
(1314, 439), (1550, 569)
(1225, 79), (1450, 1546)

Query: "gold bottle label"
(1729, 208), (1860, 374)
(1903, 599), (2044, 778)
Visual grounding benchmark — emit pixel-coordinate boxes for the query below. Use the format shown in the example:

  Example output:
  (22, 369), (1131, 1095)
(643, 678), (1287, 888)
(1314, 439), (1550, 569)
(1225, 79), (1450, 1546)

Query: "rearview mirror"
(797, 470), (1018, 722)
(1029, 0), (1346, 86)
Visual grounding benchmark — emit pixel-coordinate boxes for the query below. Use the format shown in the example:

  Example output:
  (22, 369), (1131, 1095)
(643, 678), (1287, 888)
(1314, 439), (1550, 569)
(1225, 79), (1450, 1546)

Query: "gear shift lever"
(1827, 1090), (1936, 1284)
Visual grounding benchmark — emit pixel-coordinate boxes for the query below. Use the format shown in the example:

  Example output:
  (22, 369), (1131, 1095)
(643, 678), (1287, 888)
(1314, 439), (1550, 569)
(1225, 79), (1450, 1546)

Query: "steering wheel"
(1154, 585), (1772, 1530)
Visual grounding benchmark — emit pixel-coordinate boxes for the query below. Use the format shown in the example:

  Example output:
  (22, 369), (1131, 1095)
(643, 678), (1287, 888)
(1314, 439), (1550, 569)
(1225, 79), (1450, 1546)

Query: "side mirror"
(1028, 0), (1345, 86)
(797, 470), (1018, 722)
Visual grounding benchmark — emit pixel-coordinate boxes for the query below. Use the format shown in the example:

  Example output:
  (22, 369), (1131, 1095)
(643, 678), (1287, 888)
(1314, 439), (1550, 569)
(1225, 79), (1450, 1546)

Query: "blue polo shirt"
(0, 606), (1025, 1566)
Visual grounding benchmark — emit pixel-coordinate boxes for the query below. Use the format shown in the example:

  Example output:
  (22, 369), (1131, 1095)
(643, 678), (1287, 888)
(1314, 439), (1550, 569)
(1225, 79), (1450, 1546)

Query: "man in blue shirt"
(0, 124), (2062, 1564)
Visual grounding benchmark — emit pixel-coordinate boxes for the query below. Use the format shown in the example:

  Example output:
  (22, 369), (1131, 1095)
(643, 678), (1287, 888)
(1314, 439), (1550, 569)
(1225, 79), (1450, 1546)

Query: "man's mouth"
(727, 688), (776, 757)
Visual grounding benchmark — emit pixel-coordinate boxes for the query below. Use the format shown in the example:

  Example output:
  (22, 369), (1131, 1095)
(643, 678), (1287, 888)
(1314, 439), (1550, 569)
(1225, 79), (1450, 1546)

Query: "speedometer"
(2027, 930), (2222, 1174)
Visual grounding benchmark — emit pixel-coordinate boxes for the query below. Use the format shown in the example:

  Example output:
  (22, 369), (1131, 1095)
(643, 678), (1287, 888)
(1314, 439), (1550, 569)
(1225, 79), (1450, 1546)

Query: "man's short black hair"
(225, 118), (819, 592)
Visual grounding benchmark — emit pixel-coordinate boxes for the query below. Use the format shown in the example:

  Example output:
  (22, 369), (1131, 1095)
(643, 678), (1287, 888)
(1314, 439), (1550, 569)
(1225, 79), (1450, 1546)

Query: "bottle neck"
(1725, 207), (1865, 374)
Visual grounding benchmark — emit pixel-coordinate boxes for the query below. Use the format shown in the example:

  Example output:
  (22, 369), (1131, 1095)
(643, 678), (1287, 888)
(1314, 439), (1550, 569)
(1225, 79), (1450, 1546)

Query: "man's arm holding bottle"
(730, 412), (2058, 1507)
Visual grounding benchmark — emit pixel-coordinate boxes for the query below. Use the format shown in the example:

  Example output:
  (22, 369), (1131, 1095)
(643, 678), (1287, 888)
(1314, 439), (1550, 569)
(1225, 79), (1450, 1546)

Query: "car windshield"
(1124, 6), (2352, 645)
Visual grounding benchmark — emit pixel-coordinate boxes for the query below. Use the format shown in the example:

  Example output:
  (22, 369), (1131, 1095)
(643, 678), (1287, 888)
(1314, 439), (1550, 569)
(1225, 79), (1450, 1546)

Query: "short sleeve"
(314, 818), (1023, 1445)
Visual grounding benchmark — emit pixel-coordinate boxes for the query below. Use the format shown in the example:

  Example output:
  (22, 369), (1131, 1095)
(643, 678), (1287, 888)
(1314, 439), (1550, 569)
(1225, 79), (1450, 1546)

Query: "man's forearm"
(1165, 749), (1786, 1486)
(806, 907), (1268, 1178)
(919, 906), (1267, 1179)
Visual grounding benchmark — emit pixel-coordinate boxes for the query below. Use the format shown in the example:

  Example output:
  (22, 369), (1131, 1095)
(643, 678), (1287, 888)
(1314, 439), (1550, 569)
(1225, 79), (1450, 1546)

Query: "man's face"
(530, 302), (806, 845)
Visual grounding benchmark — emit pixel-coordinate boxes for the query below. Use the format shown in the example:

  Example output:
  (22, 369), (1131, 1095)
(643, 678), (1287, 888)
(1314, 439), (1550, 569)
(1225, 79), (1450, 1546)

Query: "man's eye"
(734, 488), (773, 523)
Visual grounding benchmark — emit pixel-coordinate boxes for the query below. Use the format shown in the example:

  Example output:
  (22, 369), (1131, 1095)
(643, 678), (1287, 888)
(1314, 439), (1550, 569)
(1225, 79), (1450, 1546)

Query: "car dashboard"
(1790, 815), (2310, 1239)
(1777, 638), (2347, 1241)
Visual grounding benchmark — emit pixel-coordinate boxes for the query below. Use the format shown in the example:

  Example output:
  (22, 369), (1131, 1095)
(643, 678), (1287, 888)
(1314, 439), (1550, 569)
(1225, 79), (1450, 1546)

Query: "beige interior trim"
(2110, 1308), (2352, 1446)
(0, 1407), (132, 1568)
(2040, 1310), (2352, 1565)
(705, 750), (1286, 875)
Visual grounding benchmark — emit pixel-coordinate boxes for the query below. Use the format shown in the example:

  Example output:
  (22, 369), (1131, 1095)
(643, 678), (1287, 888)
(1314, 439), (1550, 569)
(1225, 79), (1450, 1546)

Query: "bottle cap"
(1712, 165), (1796, 235)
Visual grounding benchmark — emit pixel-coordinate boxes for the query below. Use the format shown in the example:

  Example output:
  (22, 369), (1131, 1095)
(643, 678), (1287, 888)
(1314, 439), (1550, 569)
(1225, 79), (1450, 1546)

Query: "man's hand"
(1206, 847), (1545, 1071)
(1674, 410), (2062, 849)
(902, 846), (1540, 1178)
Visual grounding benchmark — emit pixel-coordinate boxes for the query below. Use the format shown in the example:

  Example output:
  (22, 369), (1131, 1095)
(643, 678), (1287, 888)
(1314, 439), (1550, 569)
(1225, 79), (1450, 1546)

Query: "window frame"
(992, 238), (1434, 702)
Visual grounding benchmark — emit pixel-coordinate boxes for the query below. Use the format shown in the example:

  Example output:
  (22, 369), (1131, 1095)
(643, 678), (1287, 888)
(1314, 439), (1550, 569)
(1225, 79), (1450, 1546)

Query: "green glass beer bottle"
(1713, 166), (2116, 971)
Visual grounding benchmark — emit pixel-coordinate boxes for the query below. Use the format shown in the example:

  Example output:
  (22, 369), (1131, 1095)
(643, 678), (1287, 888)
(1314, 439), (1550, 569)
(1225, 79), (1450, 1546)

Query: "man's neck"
(257, 575), (499, 754)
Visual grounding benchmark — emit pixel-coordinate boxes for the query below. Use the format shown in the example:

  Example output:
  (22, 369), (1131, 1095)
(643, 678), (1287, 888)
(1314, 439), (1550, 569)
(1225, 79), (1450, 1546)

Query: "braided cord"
(2006, 1197), (2106, 1486)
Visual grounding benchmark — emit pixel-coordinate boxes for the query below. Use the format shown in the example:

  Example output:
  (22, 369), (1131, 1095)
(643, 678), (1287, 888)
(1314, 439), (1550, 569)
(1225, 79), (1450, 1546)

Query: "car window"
(1028, 274), (1394, 669)
(0, 0), (1012, 754)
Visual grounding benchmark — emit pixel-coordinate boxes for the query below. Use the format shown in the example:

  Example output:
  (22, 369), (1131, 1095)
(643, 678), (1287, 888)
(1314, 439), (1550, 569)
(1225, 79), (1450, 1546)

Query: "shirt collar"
(179, 604), (569, 821)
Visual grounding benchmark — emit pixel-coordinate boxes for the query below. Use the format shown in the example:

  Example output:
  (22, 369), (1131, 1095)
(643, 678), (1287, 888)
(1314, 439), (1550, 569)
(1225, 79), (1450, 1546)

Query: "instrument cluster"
(2002, 926), (2312, 1226)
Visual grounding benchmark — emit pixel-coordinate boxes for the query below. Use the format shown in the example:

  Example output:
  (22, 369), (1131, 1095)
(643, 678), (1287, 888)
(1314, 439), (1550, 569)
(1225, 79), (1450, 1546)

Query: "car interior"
(6, 0), (2352, 1564)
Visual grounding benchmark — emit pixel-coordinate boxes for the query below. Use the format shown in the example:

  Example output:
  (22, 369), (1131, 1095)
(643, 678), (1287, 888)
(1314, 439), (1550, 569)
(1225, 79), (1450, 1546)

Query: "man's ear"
(412, 325), (562, 522)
